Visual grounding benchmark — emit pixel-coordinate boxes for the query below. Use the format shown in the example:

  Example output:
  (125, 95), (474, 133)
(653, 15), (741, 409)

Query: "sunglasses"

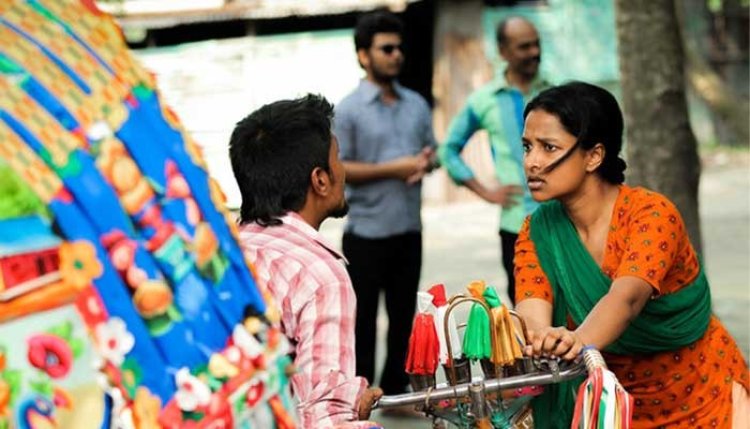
(376, 44), (402, 55)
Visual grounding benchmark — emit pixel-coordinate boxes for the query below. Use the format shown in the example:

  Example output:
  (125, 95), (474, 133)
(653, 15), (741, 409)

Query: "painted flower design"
(174, 368), (211, 412)
(53, 386), (73, 409)
(86, 120), (113, 142)
(60, 241), (103, 289)
(132, 387), (162, 429)
(0, 379), (10, 414)
(208, 352), (239, 379)
(95, 318), (135, 366)
(109, 238), (137, 272)
(193, 223), (219, 268)
(165, 161), (191, 199)
(27, 334), (73, 379)
(232, 325), (263, 359)
(132, 280), (173, 318)
(245, 379), (265, 408)
(126, 267), (147, 289)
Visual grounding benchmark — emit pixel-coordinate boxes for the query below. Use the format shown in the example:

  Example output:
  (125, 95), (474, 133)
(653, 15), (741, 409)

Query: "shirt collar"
(280, 212), (348, 263)
(358, 78), (405, 103)
(490, 70), (548, 94)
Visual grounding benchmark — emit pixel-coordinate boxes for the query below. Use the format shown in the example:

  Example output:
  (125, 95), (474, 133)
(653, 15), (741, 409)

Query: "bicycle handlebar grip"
(581, 347), (607, 372)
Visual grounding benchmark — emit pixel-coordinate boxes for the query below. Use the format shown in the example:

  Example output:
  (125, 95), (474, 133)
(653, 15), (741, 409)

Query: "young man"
(438, 16), (550, 305)
(334, 10), (438, 396)
(229, 94), (382, 428)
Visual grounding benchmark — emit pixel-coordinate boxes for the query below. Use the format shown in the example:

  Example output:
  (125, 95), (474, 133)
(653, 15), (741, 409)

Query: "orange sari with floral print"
(515, 185), (749, 428)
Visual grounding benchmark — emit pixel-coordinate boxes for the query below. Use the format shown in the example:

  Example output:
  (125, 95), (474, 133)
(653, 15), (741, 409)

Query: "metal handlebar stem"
(374, 362), (586, 409)
(375, 348), (607, 410)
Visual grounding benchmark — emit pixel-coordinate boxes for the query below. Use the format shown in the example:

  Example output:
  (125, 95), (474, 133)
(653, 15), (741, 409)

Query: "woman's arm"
(528, 276), (653, 360)
(515, 297), (553, 335)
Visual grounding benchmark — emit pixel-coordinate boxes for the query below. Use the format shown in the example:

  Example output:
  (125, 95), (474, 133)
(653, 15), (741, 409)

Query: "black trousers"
(342, 231), (421, 395)
(500, 230), (519, 306)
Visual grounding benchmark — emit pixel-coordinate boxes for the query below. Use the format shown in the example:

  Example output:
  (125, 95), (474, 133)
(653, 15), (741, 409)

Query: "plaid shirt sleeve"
(291, 272), (369, 428)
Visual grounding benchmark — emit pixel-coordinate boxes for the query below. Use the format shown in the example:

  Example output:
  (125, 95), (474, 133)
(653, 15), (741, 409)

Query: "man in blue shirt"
(334, 10), (437, 396)
(438, 16), (549, 305)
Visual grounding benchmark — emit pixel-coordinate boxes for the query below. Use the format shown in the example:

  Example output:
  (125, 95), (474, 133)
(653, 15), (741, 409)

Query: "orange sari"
(515, 185), (749, 427)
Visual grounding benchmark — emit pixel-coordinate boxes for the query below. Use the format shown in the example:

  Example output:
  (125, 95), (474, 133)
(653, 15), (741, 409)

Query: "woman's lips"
(527, 178), (545, 191)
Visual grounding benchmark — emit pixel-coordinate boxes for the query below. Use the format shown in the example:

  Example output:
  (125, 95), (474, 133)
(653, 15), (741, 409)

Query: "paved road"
(319, 160), (750, 428)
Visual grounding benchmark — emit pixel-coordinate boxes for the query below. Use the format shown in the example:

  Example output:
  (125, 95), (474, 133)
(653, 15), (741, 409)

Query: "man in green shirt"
(438, 16), (549, 305)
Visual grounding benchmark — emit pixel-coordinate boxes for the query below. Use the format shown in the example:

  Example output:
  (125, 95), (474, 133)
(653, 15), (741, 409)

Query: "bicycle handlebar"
(375, 348), (606, 409)
(375, 361), (585, 409)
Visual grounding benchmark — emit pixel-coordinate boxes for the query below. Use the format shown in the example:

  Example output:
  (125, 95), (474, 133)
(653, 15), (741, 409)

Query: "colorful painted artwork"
(0, 1), (296, 427)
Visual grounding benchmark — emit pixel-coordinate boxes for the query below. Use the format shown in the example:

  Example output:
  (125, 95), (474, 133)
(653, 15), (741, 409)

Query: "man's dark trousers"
(343, 231), (421, 395)
(500, 230), (518, 305)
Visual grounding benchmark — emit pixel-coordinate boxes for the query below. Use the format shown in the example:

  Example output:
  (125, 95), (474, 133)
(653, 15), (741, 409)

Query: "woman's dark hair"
(229, 94), (334, 226)
(523, 81), (627, 184)
(354, 10), (404, 51)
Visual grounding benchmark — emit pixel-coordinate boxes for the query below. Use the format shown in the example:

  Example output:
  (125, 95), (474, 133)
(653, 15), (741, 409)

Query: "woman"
(514, 82), (748, 428)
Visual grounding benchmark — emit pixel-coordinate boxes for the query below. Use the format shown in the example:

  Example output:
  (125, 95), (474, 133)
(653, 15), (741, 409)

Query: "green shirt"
(438, 74), (550, 233)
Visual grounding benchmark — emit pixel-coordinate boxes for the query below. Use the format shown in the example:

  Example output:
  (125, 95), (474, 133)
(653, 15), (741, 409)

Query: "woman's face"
(522, 109), (595, 202)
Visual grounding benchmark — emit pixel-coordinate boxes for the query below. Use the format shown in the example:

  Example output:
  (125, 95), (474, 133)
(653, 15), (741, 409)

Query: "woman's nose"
(524, 148), (540, 172)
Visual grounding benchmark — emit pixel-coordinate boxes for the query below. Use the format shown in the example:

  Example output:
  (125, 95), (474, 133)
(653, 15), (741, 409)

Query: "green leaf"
(121, 358), (144, 399)
(192, 364), (208, 377)
(29, 378), (53, 396)
(0, 162), (48, 220)
(182, 410), (205, 422)
(207, 375), (223, 391)
(2, 370), (23, 403)
(145, 313), (173, 336)
(48, 320), (73, 340)
(166, 304), (183, 322)
(70, 338), (85, 359)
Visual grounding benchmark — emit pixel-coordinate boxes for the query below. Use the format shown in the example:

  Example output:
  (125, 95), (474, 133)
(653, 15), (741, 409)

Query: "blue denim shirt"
(334, 80), (436, 238)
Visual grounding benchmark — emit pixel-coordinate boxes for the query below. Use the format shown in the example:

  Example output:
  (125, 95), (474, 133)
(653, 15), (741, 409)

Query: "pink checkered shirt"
(240, 213), (377, 429)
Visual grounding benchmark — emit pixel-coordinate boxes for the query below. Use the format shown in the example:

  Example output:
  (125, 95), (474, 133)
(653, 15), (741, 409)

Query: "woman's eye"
(544, 144), (557, 152)
(522, 143), (531, 152)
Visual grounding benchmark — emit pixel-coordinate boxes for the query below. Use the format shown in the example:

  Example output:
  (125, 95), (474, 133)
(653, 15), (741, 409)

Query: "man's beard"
(328, 200), (349, 219)
(519, 57), (540, 79)
(371, 65), (398, 84)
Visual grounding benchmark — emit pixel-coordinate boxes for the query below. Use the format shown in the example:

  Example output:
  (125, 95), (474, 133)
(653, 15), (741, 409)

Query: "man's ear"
(586, 143), (605, 172)
(310, 167), (331, 196)
(498, 44), (509, 61)
(356, 48), (370, 70)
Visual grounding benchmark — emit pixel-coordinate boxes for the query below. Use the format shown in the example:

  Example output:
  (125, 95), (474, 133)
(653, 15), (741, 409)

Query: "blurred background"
(99, 0), (748, 425)
(101, 0), (749, 206)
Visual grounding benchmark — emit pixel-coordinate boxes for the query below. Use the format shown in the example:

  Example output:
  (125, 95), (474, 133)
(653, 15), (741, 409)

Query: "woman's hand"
(526, 326), (585, 361)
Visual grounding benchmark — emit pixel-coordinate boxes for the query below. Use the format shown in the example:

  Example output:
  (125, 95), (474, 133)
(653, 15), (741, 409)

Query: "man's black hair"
(354, 9), (404, 51)
(229, 94), (334, 226)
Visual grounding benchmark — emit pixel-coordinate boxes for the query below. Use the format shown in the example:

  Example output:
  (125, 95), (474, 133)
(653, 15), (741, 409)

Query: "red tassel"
(405, 313), (439, 375)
